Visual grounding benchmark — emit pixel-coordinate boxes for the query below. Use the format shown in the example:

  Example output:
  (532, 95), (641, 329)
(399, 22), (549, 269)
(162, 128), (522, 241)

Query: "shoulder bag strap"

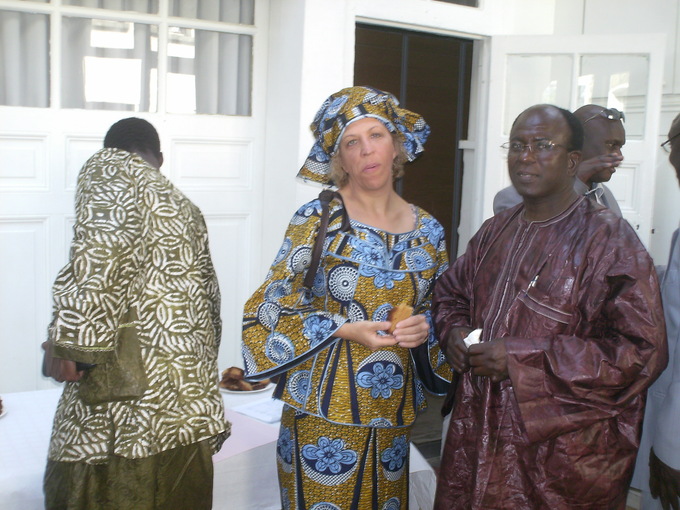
(303, 189), (349, 289)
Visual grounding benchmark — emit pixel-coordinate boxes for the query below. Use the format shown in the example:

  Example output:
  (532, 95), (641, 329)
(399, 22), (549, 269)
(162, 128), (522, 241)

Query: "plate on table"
(219, 382), (275, 394)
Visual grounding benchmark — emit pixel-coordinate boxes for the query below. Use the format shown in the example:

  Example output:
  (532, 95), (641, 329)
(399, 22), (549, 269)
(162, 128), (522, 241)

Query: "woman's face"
(337, 117), (397, 191)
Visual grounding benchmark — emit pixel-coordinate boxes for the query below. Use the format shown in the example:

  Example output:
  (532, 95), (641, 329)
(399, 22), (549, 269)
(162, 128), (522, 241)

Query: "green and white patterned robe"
(47, 148), (229, 464)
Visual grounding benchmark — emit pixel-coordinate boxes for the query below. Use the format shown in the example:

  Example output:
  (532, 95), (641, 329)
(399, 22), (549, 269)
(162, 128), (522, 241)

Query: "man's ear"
(567, 150), (581, 177)
(158, 151), (164, 169)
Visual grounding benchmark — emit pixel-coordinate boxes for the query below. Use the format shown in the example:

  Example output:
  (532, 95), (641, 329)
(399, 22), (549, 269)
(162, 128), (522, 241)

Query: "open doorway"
(354, 23), (473, 256)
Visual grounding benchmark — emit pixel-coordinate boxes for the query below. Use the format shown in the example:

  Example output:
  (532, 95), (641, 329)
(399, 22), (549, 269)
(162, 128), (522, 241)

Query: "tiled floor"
(413, 393), (642, 509)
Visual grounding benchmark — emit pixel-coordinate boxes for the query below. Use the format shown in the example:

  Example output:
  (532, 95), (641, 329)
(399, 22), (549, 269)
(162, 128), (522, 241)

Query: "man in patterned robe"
(433, 104), (667, 509)
(42, 118), (229, 509)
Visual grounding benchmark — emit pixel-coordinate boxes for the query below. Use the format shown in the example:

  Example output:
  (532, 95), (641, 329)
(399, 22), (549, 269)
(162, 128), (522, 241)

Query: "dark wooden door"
(354, 23), (473, 257)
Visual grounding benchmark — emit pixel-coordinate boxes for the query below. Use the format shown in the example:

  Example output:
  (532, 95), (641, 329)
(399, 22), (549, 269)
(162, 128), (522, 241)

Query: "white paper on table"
(230, 397), (284, 424)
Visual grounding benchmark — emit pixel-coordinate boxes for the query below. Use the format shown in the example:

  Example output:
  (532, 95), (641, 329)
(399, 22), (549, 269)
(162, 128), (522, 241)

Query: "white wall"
(263, 0), (680, 264)
(260, 0), (564, 268)
(553, 0), (680, 263)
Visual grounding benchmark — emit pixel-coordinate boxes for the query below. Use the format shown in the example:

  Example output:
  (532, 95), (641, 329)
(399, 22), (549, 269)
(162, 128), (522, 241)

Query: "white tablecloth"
(0, 388), (436, 509)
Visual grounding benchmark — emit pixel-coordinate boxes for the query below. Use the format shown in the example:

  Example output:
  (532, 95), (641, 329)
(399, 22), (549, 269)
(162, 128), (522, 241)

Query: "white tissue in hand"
(463, 328), (482, 348)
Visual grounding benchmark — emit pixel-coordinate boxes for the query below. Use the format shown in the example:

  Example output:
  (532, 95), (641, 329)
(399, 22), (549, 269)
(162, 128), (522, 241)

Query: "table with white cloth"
(0, 387), (436, 509)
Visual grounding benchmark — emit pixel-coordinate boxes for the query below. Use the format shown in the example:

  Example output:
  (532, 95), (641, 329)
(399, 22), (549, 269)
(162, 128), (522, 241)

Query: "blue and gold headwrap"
(297, 86), (431, 185)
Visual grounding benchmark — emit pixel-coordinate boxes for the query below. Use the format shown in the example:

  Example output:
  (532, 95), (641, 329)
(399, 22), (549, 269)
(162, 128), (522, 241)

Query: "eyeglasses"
(661, 131), (680, 153)
(583, 108), (625, 124)
(501, 140), (567, 154)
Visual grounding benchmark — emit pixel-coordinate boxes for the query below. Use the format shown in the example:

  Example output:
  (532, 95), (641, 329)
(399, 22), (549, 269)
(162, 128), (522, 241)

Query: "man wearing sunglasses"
(493, 104), (625, 217)
(632, 114), (680, 510)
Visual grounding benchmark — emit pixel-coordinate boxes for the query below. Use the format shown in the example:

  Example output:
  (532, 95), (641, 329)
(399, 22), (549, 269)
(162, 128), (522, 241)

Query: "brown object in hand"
(219, 366), (270, 391)
(387, 303), (413, 334)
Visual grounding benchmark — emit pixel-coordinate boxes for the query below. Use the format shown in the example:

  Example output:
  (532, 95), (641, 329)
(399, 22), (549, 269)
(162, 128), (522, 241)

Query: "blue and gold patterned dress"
(242, 194), (451, 509)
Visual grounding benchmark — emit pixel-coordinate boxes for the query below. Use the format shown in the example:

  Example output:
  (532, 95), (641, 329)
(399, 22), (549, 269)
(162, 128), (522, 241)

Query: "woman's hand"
(390, 314), (429, 348)
(443, 327), (473, 373)
(336, 321), (399, 351)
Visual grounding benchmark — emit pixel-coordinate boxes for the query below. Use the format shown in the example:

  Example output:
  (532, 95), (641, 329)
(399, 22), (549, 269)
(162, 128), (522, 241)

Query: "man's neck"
(523, 189), (580, 222)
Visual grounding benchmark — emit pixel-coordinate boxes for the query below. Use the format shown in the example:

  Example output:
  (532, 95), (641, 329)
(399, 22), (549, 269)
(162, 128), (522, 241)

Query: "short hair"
(556, 106), (584, 151)
(103, 117), (161, 157)
(328, 132), (408, 188)
(511, 105), (584, 152)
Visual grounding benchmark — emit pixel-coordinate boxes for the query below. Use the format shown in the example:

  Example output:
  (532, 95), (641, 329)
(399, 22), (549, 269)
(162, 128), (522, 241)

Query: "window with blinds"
(0, 0), (254, 115)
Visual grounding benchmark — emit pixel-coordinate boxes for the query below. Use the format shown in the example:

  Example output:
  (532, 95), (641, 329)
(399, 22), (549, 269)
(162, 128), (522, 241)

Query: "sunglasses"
(583, 108), (626, 124)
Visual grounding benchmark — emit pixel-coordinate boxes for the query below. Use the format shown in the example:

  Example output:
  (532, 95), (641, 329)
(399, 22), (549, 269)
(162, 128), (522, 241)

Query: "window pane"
(578, 54), (649, 139)
(503, 55), (573, 134)
(0, 10), (49, 107)
(63, 0), (159, 15)
(61, 17), (158, 111)
(169, 0), (255, 25)
(166, 27), (252, 115)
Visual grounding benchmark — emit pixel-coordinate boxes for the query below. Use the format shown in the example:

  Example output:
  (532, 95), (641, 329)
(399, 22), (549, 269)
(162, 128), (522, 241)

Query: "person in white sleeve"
(632, 113), (680, 510)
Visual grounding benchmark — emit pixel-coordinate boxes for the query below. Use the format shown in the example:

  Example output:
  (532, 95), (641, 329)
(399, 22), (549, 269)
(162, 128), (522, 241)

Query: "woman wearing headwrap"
(242, 86), (451, 509)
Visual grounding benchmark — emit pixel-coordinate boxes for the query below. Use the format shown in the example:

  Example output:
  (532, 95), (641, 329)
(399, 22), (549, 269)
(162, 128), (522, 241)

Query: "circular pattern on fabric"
(264, 279), (292, 302)
(309, 504), (342, 510)
(416, 277), (429, 304)
(292, 203), (317, 225)
(368, 417), (393, 428)
(265, 332), (295, 364)
(280, 489), (290, 510)
(357, 350), (403, 371)
(274, 238), (292, 266)
(289, 245), (312, 274)
(277, 426), (294, 473)
(380, 435), (408, 481)
(347, 301), (367, 322)
(257, 301), (282, 330)
(288, 370), (311, 404)
(327, 264), (358, 303)
(436, 350), (448, 369)
(381, 497), (401, 510)
(242, 349), (257, 374)
(372, 303), (393, 323)
(404, 247), (432, 271)
(356, 361), (405, 399)
(303, 315), (336, 347)
(301, 436), (358, 486)
(311, 270), (326, 297)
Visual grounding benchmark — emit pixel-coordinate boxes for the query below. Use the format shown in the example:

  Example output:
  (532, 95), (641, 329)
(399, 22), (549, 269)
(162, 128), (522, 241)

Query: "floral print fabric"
(277, 405), (411, 509)
(297, 86), (431, 185)
(242, 195), (451, 427)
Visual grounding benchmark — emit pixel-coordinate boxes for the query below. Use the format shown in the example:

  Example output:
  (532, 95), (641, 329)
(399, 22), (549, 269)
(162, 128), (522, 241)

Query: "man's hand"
(468, 338), (508, 383)
(650, 447), (680, 510)
(577, 153), (623, 184)
(41, 341), (84, 382)
(336, 321), (399, 351)
(442, 327), (473, 373)
(390, 314), (429, 348)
